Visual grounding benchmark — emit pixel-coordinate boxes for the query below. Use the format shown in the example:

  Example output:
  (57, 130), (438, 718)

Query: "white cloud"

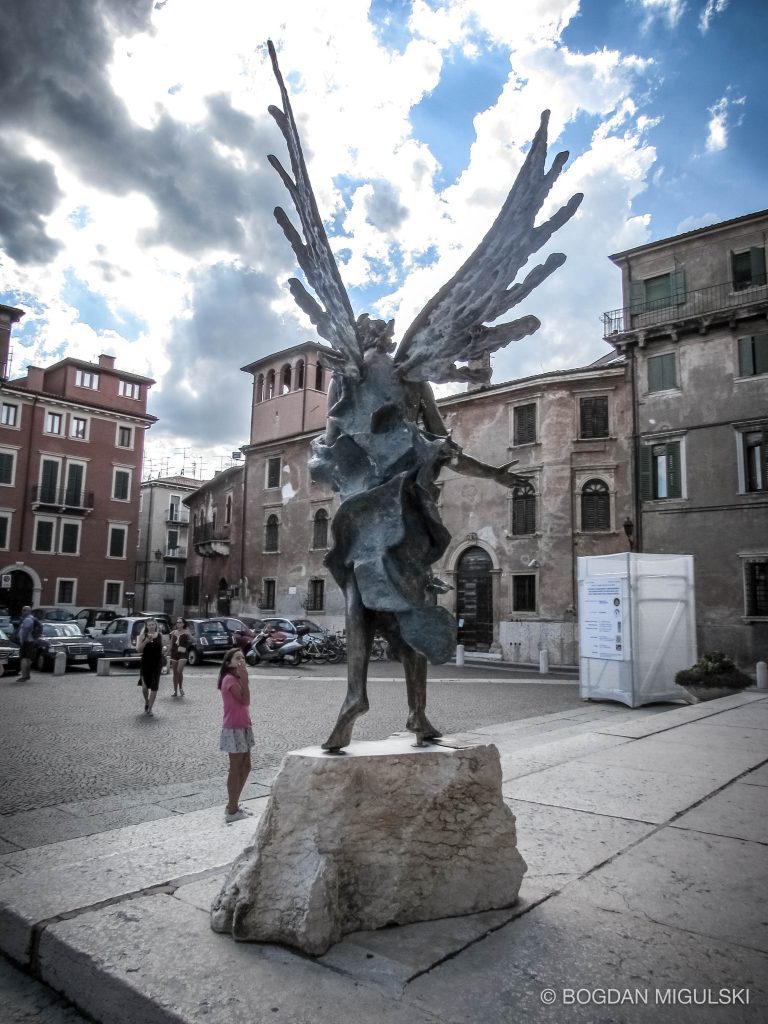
(636, 0), (687, 30)
(705, 91), (745, 153)
(699, 0), (728, 33)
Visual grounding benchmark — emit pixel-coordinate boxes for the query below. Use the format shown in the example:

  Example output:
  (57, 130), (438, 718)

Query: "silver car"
(99, 616), (170, 663)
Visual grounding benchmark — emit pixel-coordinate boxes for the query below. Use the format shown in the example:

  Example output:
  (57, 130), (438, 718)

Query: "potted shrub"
(675, 651), (753, 703)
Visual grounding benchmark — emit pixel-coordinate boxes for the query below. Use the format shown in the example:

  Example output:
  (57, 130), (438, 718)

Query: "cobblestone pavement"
(0, 659), (581, 844)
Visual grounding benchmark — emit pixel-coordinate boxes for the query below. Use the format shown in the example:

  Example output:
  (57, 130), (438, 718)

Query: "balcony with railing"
(193, 521), (231, 556)
(602, 276), (768, 339)
(166, 507), (190, 524)
(31, 485), (95, 513)
(164, 545), (188, 560)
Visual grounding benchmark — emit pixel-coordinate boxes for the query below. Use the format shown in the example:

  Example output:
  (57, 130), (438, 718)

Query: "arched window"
(315, 363), (324, 391)
(281, 364), (291, 394)
(295, 359), (305, 390)
(256, 374), (264, 403)
(512, 481), (536, 535)
(266, 370), (275, 400)
(581, 479), (611, 532)
(312, 508), (329, 548)
(264, 514), (279, 552)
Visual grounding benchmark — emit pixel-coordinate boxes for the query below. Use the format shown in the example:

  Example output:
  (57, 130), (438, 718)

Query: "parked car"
(31, 622), (104, 672)
(0, 627), (20, 675)
(185, 619), (232, 665)
(290, 618), (330, 639)
(32, 606), (76, 622)
(138, 611), (173, 632)
(73, 608), (121, 636)
(99, 616), (171, 661)
(206, 616), (254, 645)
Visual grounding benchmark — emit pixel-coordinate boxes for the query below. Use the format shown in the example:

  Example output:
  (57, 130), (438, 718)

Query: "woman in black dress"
(137, 619), (164, 716)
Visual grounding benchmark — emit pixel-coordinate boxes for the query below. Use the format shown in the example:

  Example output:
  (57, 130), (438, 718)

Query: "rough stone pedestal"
(210, 737), (527, 956)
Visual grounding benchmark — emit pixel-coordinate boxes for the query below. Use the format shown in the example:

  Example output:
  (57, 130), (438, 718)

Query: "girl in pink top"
(217, 648), (254, 822)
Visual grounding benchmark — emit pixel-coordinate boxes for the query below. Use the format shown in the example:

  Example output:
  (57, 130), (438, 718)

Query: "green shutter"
(662, 353), (677, 390)
(755, 334), (768, 375)
(750, 246), (766, 284)
(639, 445), (653, 500)
(738, 337), (754, 376)
(647, 357), (661, 393)
(761, 427), (768, 492)
(666, 441), (682, 498)
(672, 268), (686, 303)
(629, 280), (645, 312)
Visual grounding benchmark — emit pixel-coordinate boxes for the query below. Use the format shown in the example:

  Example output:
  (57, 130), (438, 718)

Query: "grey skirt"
(219, 727), (255, 753)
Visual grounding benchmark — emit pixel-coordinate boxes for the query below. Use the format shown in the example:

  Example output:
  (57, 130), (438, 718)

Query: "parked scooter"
(245, 626), (305, 666)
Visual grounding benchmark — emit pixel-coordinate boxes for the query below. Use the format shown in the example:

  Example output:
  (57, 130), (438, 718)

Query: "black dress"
(139, 634), (163, 689)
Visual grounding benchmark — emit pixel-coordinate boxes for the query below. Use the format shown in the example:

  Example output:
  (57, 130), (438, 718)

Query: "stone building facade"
(136, 475), (203, 618)
(0, 304), (156, 615)
(183, 341), (634, 666)
(603, 208), (768, 666)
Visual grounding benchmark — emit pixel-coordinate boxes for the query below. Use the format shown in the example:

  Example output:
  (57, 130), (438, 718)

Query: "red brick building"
(0, 303), (156, 616)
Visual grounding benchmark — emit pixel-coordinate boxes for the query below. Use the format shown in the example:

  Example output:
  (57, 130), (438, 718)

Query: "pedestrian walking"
(17, 606), (41, 681)
(169, 617), (192, 697)
(137, 619), (163, 715)
(217, 648), (254, 822)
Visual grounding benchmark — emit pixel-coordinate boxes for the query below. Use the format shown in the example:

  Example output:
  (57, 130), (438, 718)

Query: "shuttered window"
(512, 482), (536, 535)
(264, 515), (279, 551)
(581, 479), (611, 531)
(266, 457), (281, 488)
(647, 353), (678, 393)
(738, 334), (768, 377)
(312, 509), (329, 548)
(513, 403), (536, 445)
(262, 579), (276, 609)
(579, 396), (609, 438)
(307, 579), (325, 611)
(732, 247), (767, 291)
(629, 270), (686, 313)
(744, 427), (768, 492)
(639, 441), (682, 500)
(745, 561), (768, 617)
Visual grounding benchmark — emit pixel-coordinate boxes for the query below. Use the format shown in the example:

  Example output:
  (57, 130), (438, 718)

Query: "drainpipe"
(143, 482), (155, 611)
(627, 344), (643, 552)
(18, 395), (39, 551)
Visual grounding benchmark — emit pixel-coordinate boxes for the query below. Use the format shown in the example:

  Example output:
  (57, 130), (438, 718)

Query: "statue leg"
(322, 571), (375, 752)
(397, 641), (442, 742)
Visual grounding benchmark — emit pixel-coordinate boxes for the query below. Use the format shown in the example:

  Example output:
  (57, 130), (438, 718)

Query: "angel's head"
(358, 314), (395, 354)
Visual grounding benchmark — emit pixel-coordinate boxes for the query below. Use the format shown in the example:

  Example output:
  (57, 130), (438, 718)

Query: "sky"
(1, 0), (766, 480)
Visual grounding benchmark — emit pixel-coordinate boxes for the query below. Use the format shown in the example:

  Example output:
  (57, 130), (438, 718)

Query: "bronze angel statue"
(266, 41), (582, 751)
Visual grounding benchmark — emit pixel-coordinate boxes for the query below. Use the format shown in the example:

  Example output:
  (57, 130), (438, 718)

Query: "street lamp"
(622, 517), (634, 550)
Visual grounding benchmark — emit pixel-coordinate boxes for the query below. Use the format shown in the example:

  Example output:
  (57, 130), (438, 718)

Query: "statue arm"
(418, 383), (524, 488)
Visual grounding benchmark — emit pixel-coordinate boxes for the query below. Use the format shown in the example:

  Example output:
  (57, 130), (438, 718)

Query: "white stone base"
(210, 736), (527, 956)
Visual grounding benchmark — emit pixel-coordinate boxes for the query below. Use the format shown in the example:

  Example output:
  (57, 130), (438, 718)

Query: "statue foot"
(406, 711), (442, 740)
(322, 698), (369, 752)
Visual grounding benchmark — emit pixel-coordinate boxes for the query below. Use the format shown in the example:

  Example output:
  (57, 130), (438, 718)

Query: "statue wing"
(393, 111), (583, 385)
(267, 41), (363, 376)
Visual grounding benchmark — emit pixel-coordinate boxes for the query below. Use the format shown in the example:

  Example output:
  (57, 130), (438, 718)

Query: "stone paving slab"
(593, 691), (765, 738)
(641, 720), (768, 753)
(741, 763), (768, 787)
(511, 799), (654, 894)
(575, 732), (766, 781)
(0, 955), (91, 1024)
(704, 702), (768, 730)
(671, 781), (768, 843)
(38, 893), (446, 1024)
(405, 890), (767, 1024)
(0, 800), (264, 964)
(577, 825), (768, 954)
(0, 803), (176, 850)
(498, 731), (633, 780)
(503, 759), (724, 823)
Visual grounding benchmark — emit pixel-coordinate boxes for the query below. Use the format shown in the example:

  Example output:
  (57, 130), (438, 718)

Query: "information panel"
(579, 577), (629, 661)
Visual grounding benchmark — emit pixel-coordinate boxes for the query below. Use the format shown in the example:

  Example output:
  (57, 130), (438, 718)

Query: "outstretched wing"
(266, 41), (363, 376)
(394, 111), (583, 384)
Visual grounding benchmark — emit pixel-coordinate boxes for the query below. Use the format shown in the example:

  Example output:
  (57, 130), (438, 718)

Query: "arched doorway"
(1, 567), (36, 617)
(217, 578), (230, 615)
(456, 546), (493, 651)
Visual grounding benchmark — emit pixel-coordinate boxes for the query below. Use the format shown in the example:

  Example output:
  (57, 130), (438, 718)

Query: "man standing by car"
(17, 606), (39, 681)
